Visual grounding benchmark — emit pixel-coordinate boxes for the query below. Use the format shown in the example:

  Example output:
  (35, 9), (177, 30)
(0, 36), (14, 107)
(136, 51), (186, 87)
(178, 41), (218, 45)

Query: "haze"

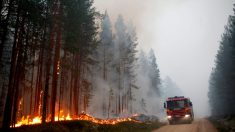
(94, 0), (234, 117)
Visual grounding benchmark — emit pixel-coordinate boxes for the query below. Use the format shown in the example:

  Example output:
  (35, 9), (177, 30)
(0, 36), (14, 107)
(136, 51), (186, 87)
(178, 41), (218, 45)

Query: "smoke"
(88, 11), (163, 119)
(88, 78), (110, 118)
(94, 0), (234, 118)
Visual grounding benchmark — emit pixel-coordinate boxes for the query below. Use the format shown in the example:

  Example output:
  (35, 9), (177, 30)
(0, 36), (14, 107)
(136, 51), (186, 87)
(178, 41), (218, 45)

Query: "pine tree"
(208, 5), (235, 116)
(61, 0), (98, 116)
(148, 49), (161, 96)
(125, 22), (138, 114)
(99, 11), (113, 117)
(114, 15), (127, 115)
(136, 49), (162, 115)
(161, 76), (183, 98)
(114, 15), (139, 115)
(100, 11), (113, 81)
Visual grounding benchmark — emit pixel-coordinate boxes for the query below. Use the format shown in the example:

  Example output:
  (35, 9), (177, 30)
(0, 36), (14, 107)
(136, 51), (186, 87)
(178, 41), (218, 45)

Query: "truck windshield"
(167, 99), (187, 110)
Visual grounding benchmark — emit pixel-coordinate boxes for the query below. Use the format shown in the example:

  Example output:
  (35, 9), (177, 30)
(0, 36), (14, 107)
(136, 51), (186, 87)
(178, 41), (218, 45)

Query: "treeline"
(0, 0), (162, 129)
(208, 5), (235, 116)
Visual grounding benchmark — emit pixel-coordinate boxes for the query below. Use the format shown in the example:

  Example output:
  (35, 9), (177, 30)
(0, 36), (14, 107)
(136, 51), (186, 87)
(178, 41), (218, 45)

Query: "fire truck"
(164, 96), (194, 124)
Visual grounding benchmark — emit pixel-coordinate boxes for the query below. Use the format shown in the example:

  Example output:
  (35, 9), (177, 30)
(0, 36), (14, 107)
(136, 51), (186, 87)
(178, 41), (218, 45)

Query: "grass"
(98, 121), (164, 132)
(5, 120), (165, 132)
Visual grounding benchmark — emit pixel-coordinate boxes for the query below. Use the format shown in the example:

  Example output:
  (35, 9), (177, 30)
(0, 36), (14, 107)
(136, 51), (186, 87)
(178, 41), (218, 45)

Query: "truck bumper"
(167, 114), (192, 124)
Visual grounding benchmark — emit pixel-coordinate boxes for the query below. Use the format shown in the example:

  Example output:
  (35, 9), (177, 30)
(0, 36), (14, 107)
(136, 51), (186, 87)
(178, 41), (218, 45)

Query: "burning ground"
(5, 113), (164, 132)
(7, 120), (164, 132)
(12, 112), (140, 127)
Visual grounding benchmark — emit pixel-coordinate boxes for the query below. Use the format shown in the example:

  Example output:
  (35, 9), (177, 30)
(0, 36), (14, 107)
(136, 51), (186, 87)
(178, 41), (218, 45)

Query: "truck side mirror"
(164, 102), (166, 109)
(189, 102), (192, 106)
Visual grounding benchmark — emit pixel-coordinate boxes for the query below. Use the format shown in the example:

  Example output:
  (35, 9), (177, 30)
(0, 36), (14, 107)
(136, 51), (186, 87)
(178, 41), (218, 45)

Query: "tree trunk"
(35, 28), (45, 116)
(29, 55), (34, 115)
(73, 54), (79, 116)
(42, 26), (55, 123)
(2, 0), (21, 128)
(12, 15), (26, 126)
(50, 26), (61, 122)
(58, 51), (66, 120)
(69, 55), (74, 114)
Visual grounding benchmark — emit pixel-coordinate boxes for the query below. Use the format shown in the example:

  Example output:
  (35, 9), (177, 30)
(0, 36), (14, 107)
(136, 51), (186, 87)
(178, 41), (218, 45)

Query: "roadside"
(208, 115), (235, 132)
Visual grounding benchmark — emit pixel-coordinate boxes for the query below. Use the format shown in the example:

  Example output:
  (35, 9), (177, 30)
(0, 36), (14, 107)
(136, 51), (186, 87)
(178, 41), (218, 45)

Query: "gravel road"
(153, 119), (218, 132)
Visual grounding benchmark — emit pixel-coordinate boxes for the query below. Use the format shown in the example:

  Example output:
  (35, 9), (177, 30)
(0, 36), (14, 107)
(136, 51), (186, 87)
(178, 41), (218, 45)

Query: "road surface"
(153, 119), (218, 132)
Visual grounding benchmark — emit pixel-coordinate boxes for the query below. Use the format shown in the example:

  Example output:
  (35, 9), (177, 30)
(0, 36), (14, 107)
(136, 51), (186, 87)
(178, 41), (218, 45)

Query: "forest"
(208, 5), (235, 117)
(0, 0), (162, 129)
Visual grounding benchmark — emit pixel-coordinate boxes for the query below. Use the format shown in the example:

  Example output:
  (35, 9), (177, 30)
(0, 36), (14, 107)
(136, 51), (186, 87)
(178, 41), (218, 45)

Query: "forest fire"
(0, 0), (160, 129)
(12, 112), (140, 128)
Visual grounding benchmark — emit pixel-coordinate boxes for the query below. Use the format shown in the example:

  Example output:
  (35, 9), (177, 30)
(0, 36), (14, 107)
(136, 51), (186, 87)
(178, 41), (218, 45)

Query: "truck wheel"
(187, 118), (192, 124)
(169, 121), (173, 125)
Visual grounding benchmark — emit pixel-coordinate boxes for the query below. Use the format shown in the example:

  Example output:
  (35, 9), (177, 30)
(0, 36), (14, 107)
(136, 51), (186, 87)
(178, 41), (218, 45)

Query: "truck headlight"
(184, 114), (190, 118)
(167, 115), (172, 119)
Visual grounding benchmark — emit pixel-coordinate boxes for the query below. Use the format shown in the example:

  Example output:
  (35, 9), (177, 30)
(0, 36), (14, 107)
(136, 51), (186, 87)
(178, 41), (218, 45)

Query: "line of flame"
(11, 113), (140, 128)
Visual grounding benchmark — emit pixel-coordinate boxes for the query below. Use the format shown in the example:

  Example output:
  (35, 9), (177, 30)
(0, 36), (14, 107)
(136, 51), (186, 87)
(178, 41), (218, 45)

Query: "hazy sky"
(94, 0), (234, 117)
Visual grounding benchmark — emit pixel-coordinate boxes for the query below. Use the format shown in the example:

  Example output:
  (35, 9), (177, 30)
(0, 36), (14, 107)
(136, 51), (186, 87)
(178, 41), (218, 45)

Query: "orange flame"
(12, 111), (140, 128)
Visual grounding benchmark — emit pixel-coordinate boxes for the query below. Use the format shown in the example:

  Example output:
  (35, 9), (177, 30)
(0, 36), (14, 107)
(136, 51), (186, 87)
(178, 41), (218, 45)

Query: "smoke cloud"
(94, 0), (234, 118)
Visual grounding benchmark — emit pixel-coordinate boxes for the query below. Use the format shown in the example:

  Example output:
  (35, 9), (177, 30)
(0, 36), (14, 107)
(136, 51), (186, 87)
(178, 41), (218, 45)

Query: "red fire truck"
(164, 96), (194, 124)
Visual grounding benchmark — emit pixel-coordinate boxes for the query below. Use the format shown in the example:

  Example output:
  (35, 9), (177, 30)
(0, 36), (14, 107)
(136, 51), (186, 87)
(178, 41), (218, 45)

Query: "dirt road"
(153, 119), (218, 132)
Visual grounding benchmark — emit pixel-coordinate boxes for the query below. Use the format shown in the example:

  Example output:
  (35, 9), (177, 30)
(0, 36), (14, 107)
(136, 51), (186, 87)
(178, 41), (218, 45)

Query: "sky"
(93, 0), (234, 117)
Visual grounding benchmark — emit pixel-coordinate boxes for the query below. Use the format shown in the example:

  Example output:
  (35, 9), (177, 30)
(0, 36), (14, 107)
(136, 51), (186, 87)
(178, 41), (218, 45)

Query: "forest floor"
(4, 120), (165, 132)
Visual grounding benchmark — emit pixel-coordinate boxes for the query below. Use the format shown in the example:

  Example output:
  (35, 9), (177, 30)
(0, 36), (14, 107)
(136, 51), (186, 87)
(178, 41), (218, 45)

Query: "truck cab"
(164, 96), (194, 124)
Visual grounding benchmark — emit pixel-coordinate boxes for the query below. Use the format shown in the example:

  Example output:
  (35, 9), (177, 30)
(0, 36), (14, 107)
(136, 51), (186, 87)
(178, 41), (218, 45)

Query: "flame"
(12, 111), (140, 128)
(32, 116), (41, 124)
(76, 112), (138, 125)
(66, 114), (72, 120)
(11, 116), (42, 127)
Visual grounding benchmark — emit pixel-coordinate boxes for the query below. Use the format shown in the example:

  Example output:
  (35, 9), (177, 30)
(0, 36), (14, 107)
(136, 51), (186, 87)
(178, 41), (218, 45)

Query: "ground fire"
(11, 112), (141, 128)
(164, 96), (194, 124)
